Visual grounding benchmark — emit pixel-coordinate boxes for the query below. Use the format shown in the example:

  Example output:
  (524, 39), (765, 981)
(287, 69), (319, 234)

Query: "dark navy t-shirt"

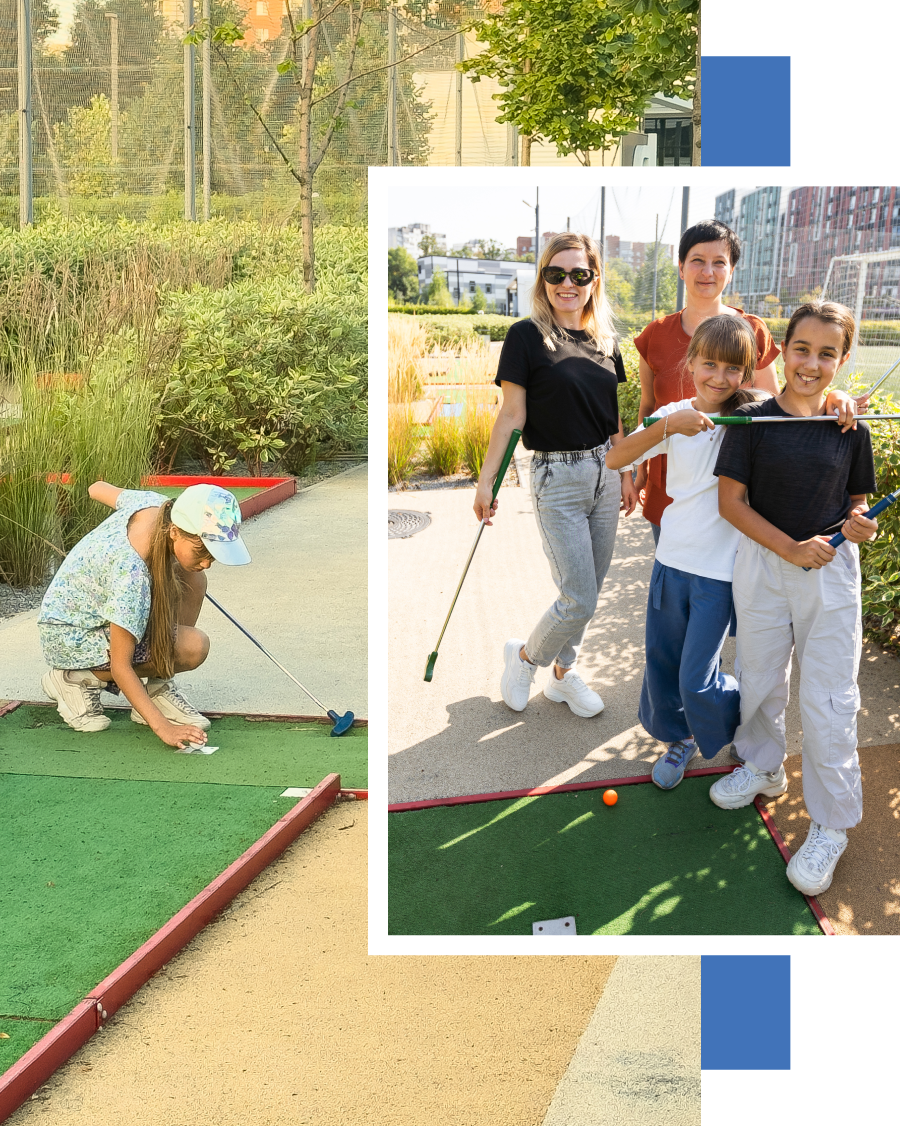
(714, 397), (877, 542)
(495, 319), (627, 452)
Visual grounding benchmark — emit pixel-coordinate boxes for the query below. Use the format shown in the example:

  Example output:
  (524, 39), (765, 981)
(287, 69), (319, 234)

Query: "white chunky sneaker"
(41, 668), (111, 732)
(500, 638), (536, 712)
(131, 677), (211, 730)
(543, 668), (604, 718)
(786, 821), (848, 896)
(709, 762), (787, 809)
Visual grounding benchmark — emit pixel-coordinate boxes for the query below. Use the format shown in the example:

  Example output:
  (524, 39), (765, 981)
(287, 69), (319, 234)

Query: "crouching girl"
(38, 483), (250, 748)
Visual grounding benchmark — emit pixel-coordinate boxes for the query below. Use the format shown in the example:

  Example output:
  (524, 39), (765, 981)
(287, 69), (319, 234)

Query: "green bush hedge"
(390, 312), (520, 345)
(155, 278), (367, 475)
(860, 394), (899, 648)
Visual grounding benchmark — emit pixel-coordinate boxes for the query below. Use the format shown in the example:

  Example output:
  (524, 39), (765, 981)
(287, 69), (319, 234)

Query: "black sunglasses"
(541, 266), (596, 287)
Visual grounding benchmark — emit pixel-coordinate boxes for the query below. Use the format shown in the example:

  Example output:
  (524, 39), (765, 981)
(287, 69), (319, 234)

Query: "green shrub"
(156, 278), (367, 475)
(388, 406), (420, 486)
(858, 393), (899, 648)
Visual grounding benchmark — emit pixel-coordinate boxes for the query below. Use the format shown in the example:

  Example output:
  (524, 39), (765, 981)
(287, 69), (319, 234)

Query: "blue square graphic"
(701, 56), (791, 166)
(701, 955), (791, 1069)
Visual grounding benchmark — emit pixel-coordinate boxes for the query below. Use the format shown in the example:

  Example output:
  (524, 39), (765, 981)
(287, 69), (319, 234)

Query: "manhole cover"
(388, 510), (432, 539)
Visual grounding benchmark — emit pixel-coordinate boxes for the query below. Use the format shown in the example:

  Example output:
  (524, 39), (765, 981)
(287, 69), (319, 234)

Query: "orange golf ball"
(602, 789), (618, 807)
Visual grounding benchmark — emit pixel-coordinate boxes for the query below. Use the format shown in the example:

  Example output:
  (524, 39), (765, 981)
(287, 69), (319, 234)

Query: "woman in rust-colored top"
(634, 220), (781, 542)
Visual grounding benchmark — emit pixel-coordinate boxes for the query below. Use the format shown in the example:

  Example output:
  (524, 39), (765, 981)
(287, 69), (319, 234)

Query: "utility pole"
(651, 213), (659, 320)
(17, 0), (33, 227)
(455, 30), (463, 166)
(105, 13), (118, 165)
(202, 0), (212, 218)
(387, 4), (398, 165)
(675, 186), (689, 311)
(184, 0), (196, 221)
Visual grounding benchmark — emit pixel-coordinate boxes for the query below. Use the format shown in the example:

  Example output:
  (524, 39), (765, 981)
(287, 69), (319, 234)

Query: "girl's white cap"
(171, 485), (252, 566)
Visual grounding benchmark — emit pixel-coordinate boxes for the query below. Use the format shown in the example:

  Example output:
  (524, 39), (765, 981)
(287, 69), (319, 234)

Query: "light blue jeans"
(525, 441), (621, 669)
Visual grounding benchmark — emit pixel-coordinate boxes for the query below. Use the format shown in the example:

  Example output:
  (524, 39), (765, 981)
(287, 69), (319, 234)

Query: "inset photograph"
(387, 181), (900, 937)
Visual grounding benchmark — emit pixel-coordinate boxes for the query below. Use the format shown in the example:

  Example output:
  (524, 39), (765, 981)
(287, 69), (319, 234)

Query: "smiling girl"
(710, 302), (878, 896)
(38, 483), (251, 748)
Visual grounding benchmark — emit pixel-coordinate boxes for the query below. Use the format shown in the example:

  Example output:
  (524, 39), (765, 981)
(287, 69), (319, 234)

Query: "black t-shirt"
(714, 397), (877, 542)
(495, 318), (627, 451)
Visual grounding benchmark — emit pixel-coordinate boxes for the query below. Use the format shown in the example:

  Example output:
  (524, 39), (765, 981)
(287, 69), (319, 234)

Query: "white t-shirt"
(640, 399), (740, 583)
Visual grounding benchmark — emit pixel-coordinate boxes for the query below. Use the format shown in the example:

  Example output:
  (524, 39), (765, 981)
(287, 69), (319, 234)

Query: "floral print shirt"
(38, 490), (168, 670)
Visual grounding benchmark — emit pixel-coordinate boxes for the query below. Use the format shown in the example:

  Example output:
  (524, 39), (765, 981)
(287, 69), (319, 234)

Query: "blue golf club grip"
(803, 490), (899, 570)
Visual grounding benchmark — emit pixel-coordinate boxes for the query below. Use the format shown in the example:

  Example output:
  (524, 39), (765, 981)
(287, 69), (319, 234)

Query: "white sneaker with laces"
(709, 762), (787, 809)
(543, 668), (604, 718)
(41, 668), (111, 732)
(131, 677), (211, 730)
(500, 638), (536, 712)
(786, 821), (848, 896)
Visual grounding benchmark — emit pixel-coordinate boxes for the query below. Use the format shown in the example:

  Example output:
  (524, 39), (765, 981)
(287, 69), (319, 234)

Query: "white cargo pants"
(731, 535), (863, 830)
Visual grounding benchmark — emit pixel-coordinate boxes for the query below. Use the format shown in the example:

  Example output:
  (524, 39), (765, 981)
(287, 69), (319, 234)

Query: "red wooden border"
(754, 796), (836, 936)
(387, 764), (735, 812)
(0, 700), (21, 719)
(341, 789), (369, 801)
(0, 774), (342, 1123)
(11, 702), (368, 728)
(44, 475), (296, 521)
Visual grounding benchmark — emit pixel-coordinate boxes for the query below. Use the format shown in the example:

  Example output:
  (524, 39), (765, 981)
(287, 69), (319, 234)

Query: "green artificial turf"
(0, 705), (367, 788)
(152, 486), (265, 503)
(388, 777), (823, 936)
(0, 774), (301, 1036)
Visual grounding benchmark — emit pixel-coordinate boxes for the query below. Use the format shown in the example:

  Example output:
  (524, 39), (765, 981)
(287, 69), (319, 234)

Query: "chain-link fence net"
(2, 0), (670, 230)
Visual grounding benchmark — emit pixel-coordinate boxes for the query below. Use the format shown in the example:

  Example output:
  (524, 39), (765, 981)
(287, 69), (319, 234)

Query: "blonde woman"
(473, 233), (638, 717)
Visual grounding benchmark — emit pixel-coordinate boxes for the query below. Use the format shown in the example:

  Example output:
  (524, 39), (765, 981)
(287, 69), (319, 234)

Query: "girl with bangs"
(473, 233), (638, 718)
(38, 483), (250, 748)
(608, 313), (860, 791)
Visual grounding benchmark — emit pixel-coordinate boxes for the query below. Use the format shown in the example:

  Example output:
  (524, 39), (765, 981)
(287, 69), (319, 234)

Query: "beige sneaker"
(130, 678), (211, 730)
(41, 668), (111, 732)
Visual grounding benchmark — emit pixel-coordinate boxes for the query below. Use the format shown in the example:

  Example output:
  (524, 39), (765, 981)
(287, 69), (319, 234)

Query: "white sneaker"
(41, 668), (111, 732)
(131, 678), (211, 730)
(543, 668), (604, 718)
(709, 762), (787, 809)
(500, 638), (536, 712)
(786, 821), (848, 896)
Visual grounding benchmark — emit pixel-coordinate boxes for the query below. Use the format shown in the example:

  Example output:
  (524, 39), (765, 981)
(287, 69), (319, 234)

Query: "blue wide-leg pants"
(639, 560), (740, 758)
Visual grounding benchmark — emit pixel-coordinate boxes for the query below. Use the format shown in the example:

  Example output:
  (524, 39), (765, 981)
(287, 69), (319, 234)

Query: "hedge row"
(763, 318), (899, 347)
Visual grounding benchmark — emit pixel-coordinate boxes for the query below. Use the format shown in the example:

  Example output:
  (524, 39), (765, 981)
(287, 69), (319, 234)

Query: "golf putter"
(858, 358), (899, 401)
(644, 414), (901, 426)
(802, 488), (900, 571)
(424, 429), (522, 682)
(204, 594), (355, 736)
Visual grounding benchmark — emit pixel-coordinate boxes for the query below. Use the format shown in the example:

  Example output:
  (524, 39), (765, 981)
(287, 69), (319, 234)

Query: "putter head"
(424, 651), (438, 682)
(328, 710), (355, 737)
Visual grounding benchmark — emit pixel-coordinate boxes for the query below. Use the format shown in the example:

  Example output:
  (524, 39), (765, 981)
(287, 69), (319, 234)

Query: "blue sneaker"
(652, 738), (700, 790)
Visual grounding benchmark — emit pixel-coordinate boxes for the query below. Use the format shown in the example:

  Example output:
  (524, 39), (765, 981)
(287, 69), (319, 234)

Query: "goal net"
(821, 250), (900, 395)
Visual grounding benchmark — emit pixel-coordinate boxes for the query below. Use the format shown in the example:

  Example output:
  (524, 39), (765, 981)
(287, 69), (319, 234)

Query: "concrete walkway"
(0, 465), (368, 720)
(388, 470), (898, 802)
(541, 956), (701, 1126)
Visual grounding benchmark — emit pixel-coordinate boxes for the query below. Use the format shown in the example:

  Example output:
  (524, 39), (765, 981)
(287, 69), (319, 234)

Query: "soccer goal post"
(820, 249), (900, 388)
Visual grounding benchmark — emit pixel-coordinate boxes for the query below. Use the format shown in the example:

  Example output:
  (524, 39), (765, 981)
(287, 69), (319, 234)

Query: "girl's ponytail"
(146, 501), (182, 678)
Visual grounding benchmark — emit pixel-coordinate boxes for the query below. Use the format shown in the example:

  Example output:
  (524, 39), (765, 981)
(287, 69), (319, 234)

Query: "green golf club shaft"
(430, 428), (521, 657)
(643, 414), (900, 426)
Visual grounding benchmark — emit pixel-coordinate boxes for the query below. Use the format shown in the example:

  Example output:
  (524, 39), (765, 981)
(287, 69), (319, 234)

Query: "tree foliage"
(388, 245), (419, 302)
(460, 0), (699, 164)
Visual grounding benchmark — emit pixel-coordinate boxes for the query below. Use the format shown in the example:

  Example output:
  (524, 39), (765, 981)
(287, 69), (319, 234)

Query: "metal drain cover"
(388, 510), (432, 539)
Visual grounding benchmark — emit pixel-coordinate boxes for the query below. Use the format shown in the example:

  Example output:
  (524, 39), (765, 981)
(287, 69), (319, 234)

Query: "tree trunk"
(520, 134), (531, 165)
(692, 25), (701, 166)
(300, 24), (316, 293)
(302, 164), (315, 293)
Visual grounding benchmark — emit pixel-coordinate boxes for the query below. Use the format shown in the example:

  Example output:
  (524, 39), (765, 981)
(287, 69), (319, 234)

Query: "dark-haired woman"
(472, 233), (638, 718)
(634, 220), (782, 546)
(711, 302), (876, 897)
(38, 483), (251, 747)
